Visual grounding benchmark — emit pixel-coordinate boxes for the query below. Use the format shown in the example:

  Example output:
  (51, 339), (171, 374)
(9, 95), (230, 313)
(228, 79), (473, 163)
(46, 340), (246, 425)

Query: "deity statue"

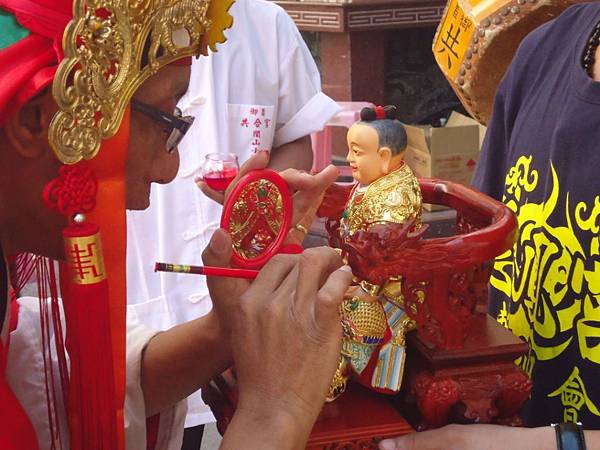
(319, 105), (423, 400)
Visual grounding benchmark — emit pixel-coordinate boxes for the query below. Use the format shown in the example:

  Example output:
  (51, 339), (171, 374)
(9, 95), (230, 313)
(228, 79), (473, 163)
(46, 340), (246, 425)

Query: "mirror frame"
(220, 169), (293, 269)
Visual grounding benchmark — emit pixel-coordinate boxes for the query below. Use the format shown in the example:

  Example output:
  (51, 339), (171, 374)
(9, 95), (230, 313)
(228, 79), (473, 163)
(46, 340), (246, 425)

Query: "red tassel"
(60, 221), (118, 449)
(44, 165), (121, 450)
(37, 257), (67, 450)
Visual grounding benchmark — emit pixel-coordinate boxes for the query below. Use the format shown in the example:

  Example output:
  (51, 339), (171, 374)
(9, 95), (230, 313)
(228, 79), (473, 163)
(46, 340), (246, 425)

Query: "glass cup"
(202, 153), (240, 192)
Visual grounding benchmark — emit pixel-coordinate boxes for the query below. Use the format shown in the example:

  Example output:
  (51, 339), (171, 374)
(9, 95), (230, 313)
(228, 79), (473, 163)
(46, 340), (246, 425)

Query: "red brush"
(154, 262), (259, 279)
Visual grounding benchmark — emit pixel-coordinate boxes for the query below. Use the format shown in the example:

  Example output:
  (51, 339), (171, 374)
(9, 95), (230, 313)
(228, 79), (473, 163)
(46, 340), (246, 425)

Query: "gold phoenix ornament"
(49, 0), (234, 164)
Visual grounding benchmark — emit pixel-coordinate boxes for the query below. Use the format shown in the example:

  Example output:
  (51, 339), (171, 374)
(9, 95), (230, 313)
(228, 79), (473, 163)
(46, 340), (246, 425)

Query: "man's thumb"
(202, 228), (233, 268)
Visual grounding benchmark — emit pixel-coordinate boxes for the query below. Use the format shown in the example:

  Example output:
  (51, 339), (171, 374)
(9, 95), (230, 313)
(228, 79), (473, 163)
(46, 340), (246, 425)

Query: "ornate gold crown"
(49, 0), (234, 164)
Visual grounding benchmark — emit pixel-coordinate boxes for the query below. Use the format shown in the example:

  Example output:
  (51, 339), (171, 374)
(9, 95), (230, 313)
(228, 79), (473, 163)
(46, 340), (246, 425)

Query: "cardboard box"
(445, 111), (487, 150)
(404, 112), (486, 211)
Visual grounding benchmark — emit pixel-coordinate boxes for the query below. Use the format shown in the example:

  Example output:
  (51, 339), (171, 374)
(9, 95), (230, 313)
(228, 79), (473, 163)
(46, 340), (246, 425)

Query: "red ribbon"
(375, 105), (385, 120)
(0, 0), (71, 124)
(0, 0), (71, 39)
(0, 1), (192, 124)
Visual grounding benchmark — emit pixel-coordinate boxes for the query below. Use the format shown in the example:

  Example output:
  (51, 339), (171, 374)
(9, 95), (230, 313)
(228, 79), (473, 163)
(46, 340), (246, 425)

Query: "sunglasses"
(131, 99), (195, 153)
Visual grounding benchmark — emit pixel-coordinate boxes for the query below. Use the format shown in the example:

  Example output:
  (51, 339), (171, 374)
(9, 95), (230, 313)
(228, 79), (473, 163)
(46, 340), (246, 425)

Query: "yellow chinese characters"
(549, 367), (600, 423)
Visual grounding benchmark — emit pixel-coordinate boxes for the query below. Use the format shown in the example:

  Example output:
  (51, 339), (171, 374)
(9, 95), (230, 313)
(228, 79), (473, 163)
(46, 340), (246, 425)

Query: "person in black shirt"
(380, 3), (600, 449)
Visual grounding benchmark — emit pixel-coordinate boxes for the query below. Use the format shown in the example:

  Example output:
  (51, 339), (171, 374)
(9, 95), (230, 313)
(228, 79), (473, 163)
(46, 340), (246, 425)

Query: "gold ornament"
(327, 356), (348, 401)
(49, 0), (234, 164)
(340, 296), (387, 343)
(328, 296), (388, 400)
(293, 223), (309, 235)
(381, 276), (405, 307)
(359, 279), (383, 297)
(64, 232), (106, 285)
(229, 179), (284, 259)
(344, 164), (422, 235)
(390, 317), (415, 347)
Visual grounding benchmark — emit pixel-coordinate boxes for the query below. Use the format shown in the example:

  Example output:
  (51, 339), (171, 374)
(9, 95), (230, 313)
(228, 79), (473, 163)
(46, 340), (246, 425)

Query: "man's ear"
(4, 90), (53, 159)
(378, 146), (393, 173)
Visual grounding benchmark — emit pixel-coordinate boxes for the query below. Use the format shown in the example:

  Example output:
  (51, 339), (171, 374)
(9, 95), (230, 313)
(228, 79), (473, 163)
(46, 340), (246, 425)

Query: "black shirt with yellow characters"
(472, 3), (600, 428)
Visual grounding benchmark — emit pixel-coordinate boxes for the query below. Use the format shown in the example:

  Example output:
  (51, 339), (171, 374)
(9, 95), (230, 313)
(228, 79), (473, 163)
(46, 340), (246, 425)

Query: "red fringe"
(10, 253), (67, 449)
(37, 258), (61, 450)
(60, 223), (119, 450)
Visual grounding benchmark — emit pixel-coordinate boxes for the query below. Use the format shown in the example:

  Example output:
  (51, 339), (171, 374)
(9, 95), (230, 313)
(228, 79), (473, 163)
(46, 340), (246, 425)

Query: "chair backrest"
(320, 177), (517, 350)
(399, 178), (517, 350)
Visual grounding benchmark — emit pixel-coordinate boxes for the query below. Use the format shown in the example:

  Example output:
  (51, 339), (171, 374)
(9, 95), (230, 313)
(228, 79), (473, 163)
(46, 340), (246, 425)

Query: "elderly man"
(125, 1), (340, 447)
(380, 3), (600, 450)
(0, 1), (351, 449)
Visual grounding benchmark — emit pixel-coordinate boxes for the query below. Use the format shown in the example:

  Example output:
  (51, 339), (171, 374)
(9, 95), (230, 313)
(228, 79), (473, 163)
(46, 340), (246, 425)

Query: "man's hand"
(201, 228), (252, 337)
(197, 150), (339, 243)
(221, 247), (353, 449)
(140, 228), (246, 416)
(197, 150), (271, 204)
(278, 165), (337, 231)
(379, 424), (556, 450)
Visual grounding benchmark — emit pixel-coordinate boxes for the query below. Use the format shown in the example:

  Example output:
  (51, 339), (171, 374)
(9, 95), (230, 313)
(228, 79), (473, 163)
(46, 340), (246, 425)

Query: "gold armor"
(328, 164), (422, 400)
(343, 163), (422, 236)
(329, 296), (388, 400)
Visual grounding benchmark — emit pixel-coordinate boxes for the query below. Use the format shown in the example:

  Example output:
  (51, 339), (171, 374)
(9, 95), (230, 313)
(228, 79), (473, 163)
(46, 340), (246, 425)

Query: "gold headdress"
(50, 0), (233, 164)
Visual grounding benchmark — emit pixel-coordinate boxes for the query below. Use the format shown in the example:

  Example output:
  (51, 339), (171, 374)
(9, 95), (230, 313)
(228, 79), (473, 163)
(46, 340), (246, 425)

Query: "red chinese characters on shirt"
(240, 106), (273, 153)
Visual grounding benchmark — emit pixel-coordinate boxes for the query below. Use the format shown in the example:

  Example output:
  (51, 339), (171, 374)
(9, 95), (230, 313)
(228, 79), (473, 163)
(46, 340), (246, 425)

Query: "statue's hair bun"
(360, 105), (397, 121)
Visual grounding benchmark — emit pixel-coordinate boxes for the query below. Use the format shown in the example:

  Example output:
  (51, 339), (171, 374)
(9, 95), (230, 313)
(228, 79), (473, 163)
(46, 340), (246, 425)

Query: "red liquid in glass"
(204, 168), (238, 192)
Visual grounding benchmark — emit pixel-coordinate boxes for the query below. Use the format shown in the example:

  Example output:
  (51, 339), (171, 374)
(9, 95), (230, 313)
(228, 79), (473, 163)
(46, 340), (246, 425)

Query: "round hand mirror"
(220, 169), (292, 269)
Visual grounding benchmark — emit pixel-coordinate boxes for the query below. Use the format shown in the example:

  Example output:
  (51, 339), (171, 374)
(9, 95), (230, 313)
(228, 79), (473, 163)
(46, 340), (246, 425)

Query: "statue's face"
(346, 123), (386, 185)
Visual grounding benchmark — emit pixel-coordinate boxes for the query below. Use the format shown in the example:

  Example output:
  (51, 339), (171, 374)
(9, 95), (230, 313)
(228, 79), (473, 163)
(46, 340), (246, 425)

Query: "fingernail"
(379, 440), (396, 450)
(209, 229), (228, 253)
(339, 265), (352, 273)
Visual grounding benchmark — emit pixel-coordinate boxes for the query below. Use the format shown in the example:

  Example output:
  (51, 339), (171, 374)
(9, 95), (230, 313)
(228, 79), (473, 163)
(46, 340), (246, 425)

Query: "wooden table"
(203, 370), (414, 449)
(275, 0), (447, 103)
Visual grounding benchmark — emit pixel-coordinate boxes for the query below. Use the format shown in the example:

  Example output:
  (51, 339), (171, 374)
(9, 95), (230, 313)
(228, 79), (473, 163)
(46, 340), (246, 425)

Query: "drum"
(434, 0), (583, 124)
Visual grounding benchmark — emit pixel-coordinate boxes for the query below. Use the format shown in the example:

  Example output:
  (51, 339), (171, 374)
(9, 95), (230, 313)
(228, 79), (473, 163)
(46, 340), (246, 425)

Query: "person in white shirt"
(126, 0), (340, 448)
(1, 44), (350, 450)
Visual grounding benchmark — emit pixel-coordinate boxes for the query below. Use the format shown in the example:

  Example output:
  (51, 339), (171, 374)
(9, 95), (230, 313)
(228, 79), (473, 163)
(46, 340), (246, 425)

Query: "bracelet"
(552, 422), (587, 450)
